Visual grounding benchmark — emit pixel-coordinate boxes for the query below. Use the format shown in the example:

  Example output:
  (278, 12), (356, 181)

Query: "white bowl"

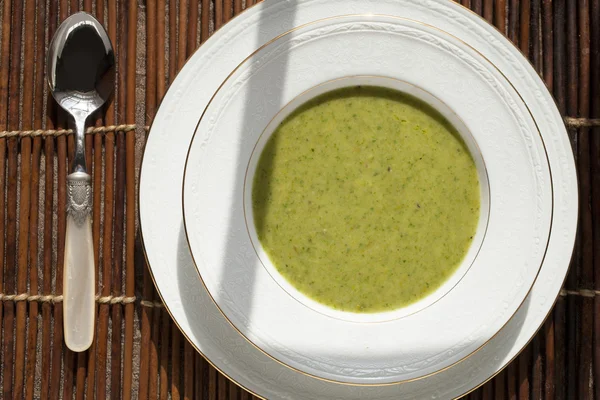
(182, 15), (552, 385)
(244, 75), (491, 323)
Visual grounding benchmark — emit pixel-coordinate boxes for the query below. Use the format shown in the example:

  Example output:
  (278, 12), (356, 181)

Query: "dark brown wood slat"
(123, 0), (139, 398)
(150, 298), (161, 399)
(469, 389), (482, 400)
(202, 0), (210, 43)
(542, 0), (553, 89)
(41, 1), (59, 397)
(531, 0), (542, 72)
(184, 342), (194, 399)
(111, 1), (129, 397)
(14, 0), (35, 397)
(508, 0), (519, 45)
(520, 0), (530, 56)
(577, 0), (593, 398)
(591, 0), (600, 397)
(565, 0), (580, 398)
(507, 362), (517, 400)
(471, 0), (482, 15)
(209, 365), (217, 400)
(215, 0), (223, 30)
(4, 0), (24, 397)
(169, 0), (177, 85)
(178, 0), (187, 67)
(218, 373), (227, 400)
(483, 382), (493, 400)
(96, 2), (118, 398)
(188, 0), (199, 56)
(494, 370), (505, 399)
(159, 312), (170, 400)
(532, 336), (543, 400)
(544, 317), (556, 400)
(171, 330), (181, 400)
(519, 345), (531, 400)
(139, 0), (158, 399)
(240, 388), (251, 400)
(25, 1), (47, 398)
(0, 0), (9, 396)
(224, 0), (232, 23)
(495, 0), (507, 34)
(158, 0), (166, 99)
(195, 352), (205, 400)
(229, 381), (239, 400)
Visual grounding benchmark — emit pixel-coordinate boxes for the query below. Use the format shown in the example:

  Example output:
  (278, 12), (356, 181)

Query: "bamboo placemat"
(0, 0), (597, 399)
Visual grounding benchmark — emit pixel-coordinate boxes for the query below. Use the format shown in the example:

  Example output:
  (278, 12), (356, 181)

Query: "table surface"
(0, 0), (597, 399)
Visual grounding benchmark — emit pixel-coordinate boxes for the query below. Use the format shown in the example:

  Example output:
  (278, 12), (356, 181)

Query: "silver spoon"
(47, 12), (115, 352)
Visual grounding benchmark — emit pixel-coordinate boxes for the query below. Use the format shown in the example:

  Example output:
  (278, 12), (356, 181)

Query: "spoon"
(47, 12), (115, 352)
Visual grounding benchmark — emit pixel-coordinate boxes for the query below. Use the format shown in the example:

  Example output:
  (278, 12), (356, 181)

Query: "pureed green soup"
(252, 86), (480, 313)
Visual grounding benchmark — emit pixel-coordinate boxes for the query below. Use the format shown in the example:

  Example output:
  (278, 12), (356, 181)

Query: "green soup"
(252, 86), (480, 313)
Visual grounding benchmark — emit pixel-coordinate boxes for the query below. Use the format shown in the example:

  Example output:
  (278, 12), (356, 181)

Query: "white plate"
(140, 0), (576, 398)
(182, 15), (551, 385)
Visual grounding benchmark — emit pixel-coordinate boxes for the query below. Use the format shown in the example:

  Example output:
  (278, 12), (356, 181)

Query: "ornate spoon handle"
(63, 171), (95, 352)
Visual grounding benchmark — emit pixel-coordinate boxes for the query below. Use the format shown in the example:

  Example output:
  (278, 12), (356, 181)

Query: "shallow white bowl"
(244, 75), (491, 324)
(182, 15), (552, 385)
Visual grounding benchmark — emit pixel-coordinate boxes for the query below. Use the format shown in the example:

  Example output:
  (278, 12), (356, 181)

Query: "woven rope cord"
(0, 118), (599, 138)
(0, 124), (149, 138)
(0, 293), (163, 307)
(0, 289), (595, 303)
(559, 288), (600, 298)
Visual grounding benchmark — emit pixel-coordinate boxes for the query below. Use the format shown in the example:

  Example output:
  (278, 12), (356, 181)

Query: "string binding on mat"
(0, 118), (598, 138)
(0, 290), (594, 303)
(0, 293), (162, 306)
(0, 124), (149, 138)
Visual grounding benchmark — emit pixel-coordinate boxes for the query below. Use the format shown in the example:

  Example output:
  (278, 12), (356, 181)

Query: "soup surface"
(252, 86), (480, 313)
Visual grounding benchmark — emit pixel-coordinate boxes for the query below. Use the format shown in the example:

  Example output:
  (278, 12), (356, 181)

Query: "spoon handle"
(63, 171), (95, 352)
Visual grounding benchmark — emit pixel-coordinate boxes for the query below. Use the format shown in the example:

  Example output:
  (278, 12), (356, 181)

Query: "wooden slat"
(139, 0), (157, 399)
(111, 1), (129, 396)
(483, 4), (493, 33)
(215, 0), (223, 30)
(0, 0), (10, 396)
(187, 0), (198, 56)
(25, 1), (47, 398)
(577, 1), (593, 399)
(201, 0), (210, 42)
(591, 0), (600, 398)
(4, 0), (25, 398)
(508, 0), (519, 45)
(123, 0), (138, 398)
(14, 5), (32, 397)
(566, 1), (580, 399)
